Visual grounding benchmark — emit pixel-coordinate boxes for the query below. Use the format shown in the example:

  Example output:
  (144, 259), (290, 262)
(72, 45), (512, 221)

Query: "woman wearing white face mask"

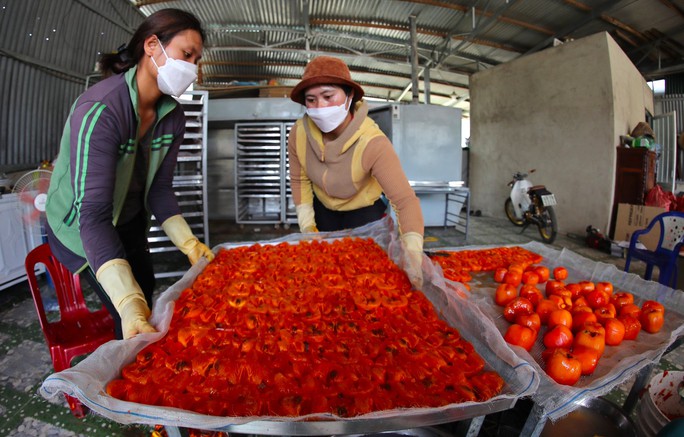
(45, 9), (213, 340)
(288, 56), (425, 289)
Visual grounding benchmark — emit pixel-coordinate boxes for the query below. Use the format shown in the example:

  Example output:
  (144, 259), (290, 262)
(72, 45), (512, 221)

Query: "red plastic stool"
(25, 243), (116, 417)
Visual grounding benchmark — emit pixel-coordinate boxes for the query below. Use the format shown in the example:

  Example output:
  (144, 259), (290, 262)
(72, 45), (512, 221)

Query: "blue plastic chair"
(623, 211), (684, 288)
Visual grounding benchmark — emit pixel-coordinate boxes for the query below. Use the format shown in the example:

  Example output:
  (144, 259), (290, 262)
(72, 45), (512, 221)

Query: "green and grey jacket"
(46, 66), (185, 273)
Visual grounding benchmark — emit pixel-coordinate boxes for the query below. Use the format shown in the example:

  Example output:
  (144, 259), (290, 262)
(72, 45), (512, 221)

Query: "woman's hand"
(119, 298), (157, 339)
(96, 259), (157, 339)
(162, 214), (215, 265)
(401, 232), (424, 289)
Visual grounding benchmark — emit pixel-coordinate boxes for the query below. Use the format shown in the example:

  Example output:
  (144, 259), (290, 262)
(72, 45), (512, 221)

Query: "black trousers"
(313, 195), (388, 232)
(82, 213), (155, 339)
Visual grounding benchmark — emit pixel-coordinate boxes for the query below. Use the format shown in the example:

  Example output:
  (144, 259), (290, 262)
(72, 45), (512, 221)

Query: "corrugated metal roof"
(127, 0), (684, 111)
(1, 0), (140, 75)
(3, 0), (684, 170)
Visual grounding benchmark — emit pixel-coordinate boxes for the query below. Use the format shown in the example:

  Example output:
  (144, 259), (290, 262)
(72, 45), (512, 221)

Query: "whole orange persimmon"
(545, 280), (566, 296)
(640, 308), (665, 334)
(641, 300), (665, 313)
(573, 322), (606, 356)
(619, 303), (642, 319)
(495, 283), (518, 306)
(543, 325), (574, 349)
(585, 289), (609, 309)
(577, 280), (596, 295)
(618, 315), (641, 340)
(547, 309), (573, 330)
(521, 270), (540, 285)
(571, 311), (598, 333)
(595, 281), (614, 296)
(535, 266), (551, 283)
(565, 283), (583, 299)
(536, 299), (561, 325)
(594, 304), (617, 324)
(504, 324), (537, 351)
(503, 270), (522, 287)
(553, 266), (568, 281)
(571, 345), (600, 376)
(519, 284), (544, 307)
(610, 291), (634, 310)
(603, 317), (626, 346)
(503, 297), (534, 323)
(545, 348), (582, 386)
(515, 312), (542, 332)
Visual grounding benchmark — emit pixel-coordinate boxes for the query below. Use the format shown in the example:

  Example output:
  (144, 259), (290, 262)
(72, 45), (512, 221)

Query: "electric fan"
(12, 169), (53, 224)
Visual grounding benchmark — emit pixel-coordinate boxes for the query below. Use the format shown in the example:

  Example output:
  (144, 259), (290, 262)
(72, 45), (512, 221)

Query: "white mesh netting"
(438, 241), (684, 422)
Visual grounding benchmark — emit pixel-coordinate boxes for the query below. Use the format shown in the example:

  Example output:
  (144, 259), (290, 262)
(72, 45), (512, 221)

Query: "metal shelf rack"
(235, 122), (296, 226)
(147, 90), (210, 278)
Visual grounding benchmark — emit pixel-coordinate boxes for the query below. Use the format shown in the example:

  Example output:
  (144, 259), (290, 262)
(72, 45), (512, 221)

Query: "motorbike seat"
(528, 185), (546, 191)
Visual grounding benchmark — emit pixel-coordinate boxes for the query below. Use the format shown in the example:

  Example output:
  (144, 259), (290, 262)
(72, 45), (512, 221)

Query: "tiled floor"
(0, 215), (681, 436)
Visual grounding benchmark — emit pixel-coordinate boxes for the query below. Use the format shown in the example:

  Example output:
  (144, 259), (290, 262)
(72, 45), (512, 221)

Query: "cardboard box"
(612, 203), (666, 250)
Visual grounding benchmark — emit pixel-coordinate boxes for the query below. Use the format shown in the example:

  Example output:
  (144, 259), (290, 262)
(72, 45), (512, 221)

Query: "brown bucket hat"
(290, 56), (364, 105)
(631, 121), (656, 139)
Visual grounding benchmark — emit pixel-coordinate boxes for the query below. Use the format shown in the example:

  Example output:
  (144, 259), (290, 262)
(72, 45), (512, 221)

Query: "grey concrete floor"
(0, 214), (681, 436)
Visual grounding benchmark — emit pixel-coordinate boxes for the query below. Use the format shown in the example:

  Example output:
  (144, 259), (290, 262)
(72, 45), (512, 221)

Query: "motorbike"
(504, 169), (558, 244)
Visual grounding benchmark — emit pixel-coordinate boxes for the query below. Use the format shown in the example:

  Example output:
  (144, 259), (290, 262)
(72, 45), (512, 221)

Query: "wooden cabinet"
(614, 147), (656, 205)
(609, 147), (656, 239)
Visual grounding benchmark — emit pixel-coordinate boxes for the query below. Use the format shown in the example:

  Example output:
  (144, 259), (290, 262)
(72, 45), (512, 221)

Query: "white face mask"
(151, 38), (198, 97)
(306, 96), (351, 133)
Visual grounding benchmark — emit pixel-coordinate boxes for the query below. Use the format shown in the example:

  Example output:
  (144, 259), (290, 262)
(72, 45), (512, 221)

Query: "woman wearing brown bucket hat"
(288, 55), (425, 288)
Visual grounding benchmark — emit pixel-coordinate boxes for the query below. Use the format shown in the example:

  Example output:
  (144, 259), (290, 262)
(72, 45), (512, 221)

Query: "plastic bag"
(645, 185), (675, 211)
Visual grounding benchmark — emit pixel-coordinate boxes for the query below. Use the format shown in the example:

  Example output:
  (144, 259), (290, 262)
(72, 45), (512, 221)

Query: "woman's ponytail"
(98, 44), (135, 78)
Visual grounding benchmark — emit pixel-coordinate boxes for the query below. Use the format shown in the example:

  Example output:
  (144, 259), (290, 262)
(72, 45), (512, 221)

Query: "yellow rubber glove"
(161, 214), (214, 265)
(295, 203), (318, 233)
(400, 232), (424, 289)
(96, 259), (157, 339)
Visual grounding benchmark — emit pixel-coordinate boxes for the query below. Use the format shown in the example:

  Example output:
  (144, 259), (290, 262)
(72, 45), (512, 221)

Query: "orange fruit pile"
(107, 238), (503, 417)
(430, 246), (543, 286)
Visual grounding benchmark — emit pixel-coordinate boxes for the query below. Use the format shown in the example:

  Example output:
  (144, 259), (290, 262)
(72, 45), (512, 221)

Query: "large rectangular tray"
(40, 218), (538, 434)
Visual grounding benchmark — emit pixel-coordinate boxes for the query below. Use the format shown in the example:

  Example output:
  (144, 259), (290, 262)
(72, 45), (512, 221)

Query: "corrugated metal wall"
(658, 94), (684, 135)
(665, 73), (684, 95)
(0, 0), (143, 172)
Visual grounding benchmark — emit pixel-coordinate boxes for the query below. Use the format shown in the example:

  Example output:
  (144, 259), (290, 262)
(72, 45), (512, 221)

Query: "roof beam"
(628, 22), (684, 69)
(402, 0), (555, 36)
(448, 0), (520, 55)
(526, 0), (619, 54)
(658, 0), (684, 20)
(310, 18), (524, 53)
(563, 0), (649, 44)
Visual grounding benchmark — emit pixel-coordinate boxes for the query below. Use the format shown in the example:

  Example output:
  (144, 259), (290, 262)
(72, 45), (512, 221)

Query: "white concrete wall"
(470, 32), (653, 235)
